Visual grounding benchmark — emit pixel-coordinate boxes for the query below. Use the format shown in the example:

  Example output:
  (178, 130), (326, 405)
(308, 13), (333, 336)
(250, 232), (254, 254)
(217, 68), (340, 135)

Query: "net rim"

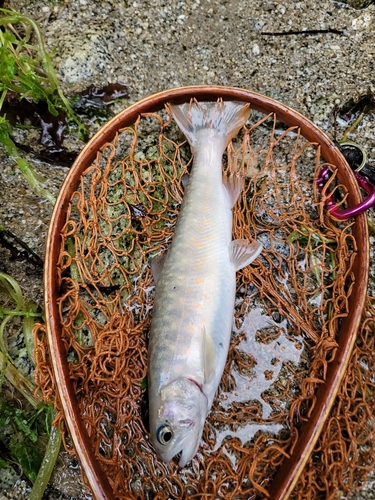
(43, 85), (369, 500)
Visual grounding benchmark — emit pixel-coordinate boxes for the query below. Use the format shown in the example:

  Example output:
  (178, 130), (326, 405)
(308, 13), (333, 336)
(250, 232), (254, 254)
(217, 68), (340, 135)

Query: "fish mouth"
(159, 442), (193, 467)
(156, 428), (201, 467)
(178, 434), (201, 467)
(159, 443), (196, 468)
(178, 449), (188, 467)
(178, 445), (195, 467)
(158, 447), (185, 465)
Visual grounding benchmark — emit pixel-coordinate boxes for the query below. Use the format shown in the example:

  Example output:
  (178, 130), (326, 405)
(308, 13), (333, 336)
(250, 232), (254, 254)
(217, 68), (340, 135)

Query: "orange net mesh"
(34, 106), (373, 499)
(292, 296), (375, 500)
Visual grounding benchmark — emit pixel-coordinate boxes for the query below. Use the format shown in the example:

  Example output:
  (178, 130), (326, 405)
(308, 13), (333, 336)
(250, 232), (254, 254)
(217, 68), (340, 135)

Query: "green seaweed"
(29, 416), (61, 500)
(0, 8), (87, 203)
(0, 398), (59, 488)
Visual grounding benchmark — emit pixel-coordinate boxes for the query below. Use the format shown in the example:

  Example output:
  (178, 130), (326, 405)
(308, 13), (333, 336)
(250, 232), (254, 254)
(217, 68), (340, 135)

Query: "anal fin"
(223, 174), (242, 208)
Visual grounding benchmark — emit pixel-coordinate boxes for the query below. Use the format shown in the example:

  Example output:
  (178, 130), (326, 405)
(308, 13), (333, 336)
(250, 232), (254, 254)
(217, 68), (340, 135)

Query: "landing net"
(34, 103), (374, 499)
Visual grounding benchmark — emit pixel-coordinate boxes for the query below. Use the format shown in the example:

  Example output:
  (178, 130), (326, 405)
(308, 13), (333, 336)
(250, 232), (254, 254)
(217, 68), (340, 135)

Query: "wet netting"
(33, 101), (374, 499)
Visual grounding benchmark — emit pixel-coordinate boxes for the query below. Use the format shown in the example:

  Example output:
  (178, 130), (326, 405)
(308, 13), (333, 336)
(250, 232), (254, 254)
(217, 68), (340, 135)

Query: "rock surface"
(1, 0), (375, 498)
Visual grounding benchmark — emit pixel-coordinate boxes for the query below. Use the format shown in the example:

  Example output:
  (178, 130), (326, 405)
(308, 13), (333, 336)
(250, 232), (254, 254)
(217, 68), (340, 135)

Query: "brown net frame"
(35, 88), (370, 500)
(291, 296), (375, 500)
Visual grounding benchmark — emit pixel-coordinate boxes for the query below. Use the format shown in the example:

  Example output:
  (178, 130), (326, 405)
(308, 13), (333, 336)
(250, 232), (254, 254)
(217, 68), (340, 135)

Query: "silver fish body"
(148, 101), (262, 467)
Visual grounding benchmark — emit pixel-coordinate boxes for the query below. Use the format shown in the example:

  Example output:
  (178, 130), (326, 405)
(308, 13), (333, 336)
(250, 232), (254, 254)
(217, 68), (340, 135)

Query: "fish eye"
(156, 424), (173, 445)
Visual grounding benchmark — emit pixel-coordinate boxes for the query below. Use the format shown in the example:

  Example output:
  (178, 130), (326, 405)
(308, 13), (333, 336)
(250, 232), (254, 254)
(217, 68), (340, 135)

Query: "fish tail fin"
(166, 99), (250, 150)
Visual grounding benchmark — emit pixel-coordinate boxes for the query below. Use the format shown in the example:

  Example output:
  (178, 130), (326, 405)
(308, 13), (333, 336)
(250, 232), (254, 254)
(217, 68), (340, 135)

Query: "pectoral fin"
(149, 250), (168, 284)
(230, 239), (262, 271)
(223, 174), (242, 208)
(202, 327), (216, 386)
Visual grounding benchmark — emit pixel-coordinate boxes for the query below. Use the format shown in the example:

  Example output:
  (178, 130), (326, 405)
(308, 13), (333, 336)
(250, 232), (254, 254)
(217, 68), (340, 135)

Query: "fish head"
(149, 377), (208, 467)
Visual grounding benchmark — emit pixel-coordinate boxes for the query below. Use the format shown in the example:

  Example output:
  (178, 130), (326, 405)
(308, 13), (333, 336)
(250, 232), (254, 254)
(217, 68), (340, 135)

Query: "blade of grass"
(29, 417), (61, 500)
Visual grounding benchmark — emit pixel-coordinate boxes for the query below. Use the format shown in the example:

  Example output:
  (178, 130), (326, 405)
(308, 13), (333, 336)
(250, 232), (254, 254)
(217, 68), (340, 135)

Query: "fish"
(148, 99), (262, 467)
